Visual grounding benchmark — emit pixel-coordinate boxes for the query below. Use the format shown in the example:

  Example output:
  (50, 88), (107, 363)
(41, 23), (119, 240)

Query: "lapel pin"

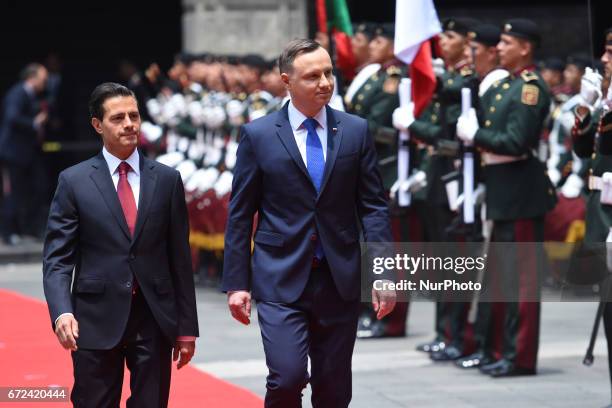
(332, 127), (337, 132)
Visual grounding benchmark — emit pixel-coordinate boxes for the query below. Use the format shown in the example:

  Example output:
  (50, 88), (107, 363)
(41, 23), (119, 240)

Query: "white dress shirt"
(287, 100), (328, 164)
(102, 146), (140, 208)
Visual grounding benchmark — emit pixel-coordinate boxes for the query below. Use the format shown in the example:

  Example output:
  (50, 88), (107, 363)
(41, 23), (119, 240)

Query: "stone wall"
(182, 0), (308, 58)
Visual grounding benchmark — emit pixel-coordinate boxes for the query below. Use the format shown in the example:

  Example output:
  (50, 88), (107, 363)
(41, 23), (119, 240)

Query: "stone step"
(0, 239), (43, 264)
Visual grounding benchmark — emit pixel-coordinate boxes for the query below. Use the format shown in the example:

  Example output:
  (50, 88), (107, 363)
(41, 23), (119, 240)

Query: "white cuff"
(54, 313), (74, 328)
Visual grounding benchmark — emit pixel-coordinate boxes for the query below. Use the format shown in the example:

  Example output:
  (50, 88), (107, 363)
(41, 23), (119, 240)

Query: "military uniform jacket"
(573, 108), (612, 241)
(473, 68), (556, 221)
(346, 60), (406, 190)
(408, 66), (478, 205)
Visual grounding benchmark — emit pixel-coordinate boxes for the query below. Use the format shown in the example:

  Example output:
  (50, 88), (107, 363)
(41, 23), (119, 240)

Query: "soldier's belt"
(374, 127), (397, 146)
(434, 140), (460, 157)
(588, 175), (603, 191)
(482, 152), (528, 166)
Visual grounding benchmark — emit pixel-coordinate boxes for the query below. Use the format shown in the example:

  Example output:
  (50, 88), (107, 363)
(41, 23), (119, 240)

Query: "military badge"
(383, 76), (400, 94)
(521, 84), (539, 105)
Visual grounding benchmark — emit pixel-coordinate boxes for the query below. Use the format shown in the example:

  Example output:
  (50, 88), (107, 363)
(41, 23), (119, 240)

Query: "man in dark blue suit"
(0, 63), (49, 244)
(43, 83), (199, 407)
(222, 39), (396, 408)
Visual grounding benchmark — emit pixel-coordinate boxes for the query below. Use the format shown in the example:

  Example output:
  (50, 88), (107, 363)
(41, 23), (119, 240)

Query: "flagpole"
(461, 87), (475, 225)
(397, 78), (412, 207)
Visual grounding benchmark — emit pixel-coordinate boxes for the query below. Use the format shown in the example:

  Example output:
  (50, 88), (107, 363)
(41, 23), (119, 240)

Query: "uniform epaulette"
(386, 66), (402, 77)
(520, 71), (539, 83)
(460, 66), (473, 77)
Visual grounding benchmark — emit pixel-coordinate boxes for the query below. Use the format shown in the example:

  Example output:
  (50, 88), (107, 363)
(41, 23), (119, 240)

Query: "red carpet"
(0, 289), (263, 407)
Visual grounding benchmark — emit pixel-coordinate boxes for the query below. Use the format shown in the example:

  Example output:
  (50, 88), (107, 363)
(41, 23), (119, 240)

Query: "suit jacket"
(222, 103), (392, 303)
(0, 82), (41, 166)
(43, 151), (199, 350)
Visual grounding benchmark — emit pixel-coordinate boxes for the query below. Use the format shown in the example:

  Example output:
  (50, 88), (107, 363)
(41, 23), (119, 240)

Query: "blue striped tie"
(303, 118), (325, 260)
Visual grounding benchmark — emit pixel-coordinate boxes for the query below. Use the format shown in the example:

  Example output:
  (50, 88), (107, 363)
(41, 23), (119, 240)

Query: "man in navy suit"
(222, 39), (396, 408)
(0, 63), (49, 244)
(43, 83), (199, 407)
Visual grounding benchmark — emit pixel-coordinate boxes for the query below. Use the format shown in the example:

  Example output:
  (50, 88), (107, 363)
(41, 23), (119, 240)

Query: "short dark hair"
(20, 63), (44, 81)
(278, 38), (322, 74)
(88, 82), (136, 120)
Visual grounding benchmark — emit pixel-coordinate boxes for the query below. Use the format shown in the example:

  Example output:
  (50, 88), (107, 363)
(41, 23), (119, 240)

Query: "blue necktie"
(303, 118), (325, 259)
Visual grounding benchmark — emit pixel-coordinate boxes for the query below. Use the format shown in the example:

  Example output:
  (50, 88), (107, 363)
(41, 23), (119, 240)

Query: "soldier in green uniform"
(456, 19), (556, 377)
(348, 23), (405, 190)
(394, 17), (480, 359)
(346, 23), (410, 338)
(454, 23), (511, 370)
(572, 27), (612, 406)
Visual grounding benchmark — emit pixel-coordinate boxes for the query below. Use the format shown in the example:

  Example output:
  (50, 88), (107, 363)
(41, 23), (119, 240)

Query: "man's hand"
(173, 340), (196, 370)
(456, 108), (479, 144)
(579, 67), (603, 110)
(372, 284), (396, 320)
(228, 290), (251, 325)
(55, 314), (79, 351)
(34, 111), (48, 129)
(392, 103), (415, 131)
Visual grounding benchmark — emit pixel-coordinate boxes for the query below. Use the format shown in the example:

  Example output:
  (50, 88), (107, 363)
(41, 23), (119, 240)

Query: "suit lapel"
(275, 105), (312, 185)
(131, 154), (158, 245)
(318, 106), (343, 198)
(90, 153), (131, 240)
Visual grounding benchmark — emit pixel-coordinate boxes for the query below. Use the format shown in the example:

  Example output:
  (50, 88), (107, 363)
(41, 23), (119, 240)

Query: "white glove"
(402, 170), (427, 193)
(155, 151), (184, 168)
(473, 183), (486, 205)
(140, 121), (163, 143)
(579, 67), (603, 110)
(432, 58), (445, 77)
(392, 103), (415, 131)
(456, 108), (479, 144)
(175, 160), (197, 183)
(226, 99), (245, 127)
(547, 167), (561, 187)
(601, 172), (612, 205)
(560, 173), (583, 199)
(214, 170), (234, 197)
(606, 227), (612, 272)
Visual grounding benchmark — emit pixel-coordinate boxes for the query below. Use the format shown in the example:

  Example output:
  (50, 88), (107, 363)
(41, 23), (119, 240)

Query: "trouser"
(475, 217), (543, 369)
(1, 159), (48, 238)
(257, 260), (360, 408)
(70, 290), (173, 408)
(419, 203), (455, 343)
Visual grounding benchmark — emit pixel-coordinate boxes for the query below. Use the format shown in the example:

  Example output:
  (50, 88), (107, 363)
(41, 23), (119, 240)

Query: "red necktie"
(117, 162), (137, 236)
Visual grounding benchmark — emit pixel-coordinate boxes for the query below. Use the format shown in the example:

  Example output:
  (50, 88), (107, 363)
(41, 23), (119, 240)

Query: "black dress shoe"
(486, 359), (536, 378)
(416, 340), (445, 353)
(357, 315), (405, 339)
(455, 351), (493, 369)
(430, 345), (463, 361)
(479, 358), (506, 374)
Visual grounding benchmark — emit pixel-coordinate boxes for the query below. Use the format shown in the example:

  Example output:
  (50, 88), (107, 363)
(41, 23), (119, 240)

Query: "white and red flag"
(394, 0), (441, 116)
